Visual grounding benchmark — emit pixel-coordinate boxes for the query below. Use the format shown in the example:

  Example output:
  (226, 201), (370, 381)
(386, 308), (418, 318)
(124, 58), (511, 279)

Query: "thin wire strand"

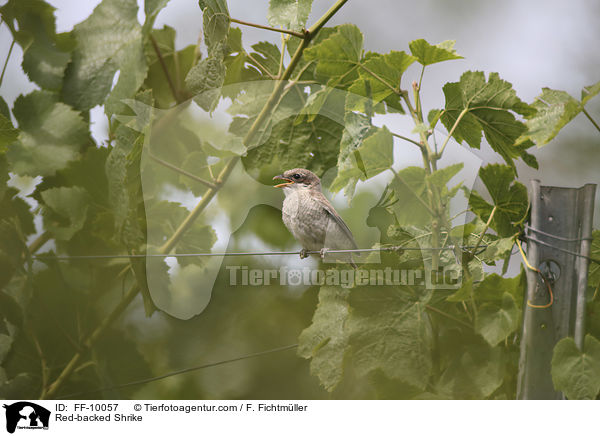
(31, 245), (488, 261)
(55, 344), (298, 400)
(526, 224), (593, 242)
(523, 235), (600, 265)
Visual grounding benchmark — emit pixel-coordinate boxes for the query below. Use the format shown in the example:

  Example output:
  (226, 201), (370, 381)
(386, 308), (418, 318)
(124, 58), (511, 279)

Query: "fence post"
(516, 180), (596, 400)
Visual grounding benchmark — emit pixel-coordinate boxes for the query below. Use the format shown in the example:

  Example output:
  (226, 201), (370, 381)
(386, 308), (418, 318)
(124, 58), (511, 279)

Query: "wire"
(523, 235), (600, 265)
(525, 224), (593, 242)
(31, 245), (488, 261)
(516, 239), (554, 309)
(55, 344), (298, 400)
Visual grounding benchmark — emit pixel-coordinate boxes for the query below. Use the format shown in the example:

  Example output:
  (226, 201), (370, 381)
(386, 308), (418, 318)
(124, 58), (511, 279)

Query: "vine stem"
(0, 38), (15, 87)
(150, 34), (180, 103)
(390, 168), (436, 216)
(437, 108), (467, 157)
(391, 131), (422, 148)
(27, 232), (51, 256)
(147, 152), (219, 189)
(582, 108), (600, 134)
(471, 205), (497, 256)
(229, 17), (304, 38)
(41, 282), (139, 399)
(159, 157), (235, 253)
(39, 0), (349, 400)
(357, 63), (401, 96)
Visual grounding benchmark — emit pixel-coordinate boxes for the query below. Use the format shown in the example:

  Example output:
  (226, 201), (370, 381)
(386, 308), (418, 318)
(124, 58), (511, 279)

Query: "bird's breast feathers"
(281, 188), (355, 250)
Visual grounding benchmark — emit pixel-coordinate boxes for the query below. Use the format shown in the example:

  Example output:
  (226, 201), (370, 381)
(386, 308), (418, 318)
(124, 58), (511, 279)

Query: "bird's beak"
(273, 175), (294, 188)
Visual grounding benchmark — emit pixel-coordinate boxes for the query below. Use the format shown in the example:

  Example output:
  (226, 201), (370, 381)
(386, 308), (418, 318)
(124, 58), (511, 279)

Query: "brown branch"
(150, 34), (180, 103)
(148, 152), (219, 189)
(583, 108), (600, 134)
(229, 17), (304, 38)
(27, 231), (51, 255)
(0, 38), (15, 87)
(391, 131), (423, 148)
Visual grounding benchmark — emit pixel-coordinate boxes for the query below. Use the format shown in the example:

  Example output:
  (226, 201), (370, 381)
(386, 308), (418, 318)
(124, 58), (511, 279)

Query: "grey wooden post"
(516, 180), (596, 400)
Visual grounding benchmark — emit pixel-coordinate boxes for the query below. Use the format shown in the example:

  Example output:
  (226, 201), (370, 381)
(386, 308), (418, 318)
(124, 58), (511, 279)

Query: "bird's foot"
(299, 248), (310, 259)
(319, 248), (330, 259)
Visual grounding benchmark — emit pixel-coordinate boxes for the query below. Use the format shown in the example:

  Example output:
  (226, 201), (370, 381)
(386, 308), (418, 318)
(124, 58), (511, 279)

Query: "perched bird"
(273, 168), (358, 268)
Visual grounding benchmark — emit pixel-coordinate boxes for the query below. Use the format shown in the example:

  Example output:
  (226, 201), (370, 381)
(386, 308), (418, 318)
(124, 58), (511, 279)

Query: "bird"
(273, 168), (358, 268)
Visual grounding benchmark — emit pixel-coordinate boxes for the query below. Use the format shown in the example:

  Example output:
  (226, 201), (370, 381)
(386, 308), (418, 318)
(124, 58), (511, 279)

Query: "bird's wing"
(314, 192), (358, 249)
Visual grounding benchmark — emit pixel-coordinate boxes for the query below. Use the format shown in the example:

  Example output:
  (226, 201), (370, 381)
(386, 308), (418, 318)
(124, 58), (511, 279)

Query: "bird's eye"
(292, 173), (301, 180)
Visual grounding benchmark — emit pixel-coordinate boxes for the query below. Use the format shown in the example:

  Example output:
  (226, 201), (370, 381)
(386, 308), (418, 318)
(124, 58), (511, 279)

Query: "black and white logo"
(3, 402), (50, 434)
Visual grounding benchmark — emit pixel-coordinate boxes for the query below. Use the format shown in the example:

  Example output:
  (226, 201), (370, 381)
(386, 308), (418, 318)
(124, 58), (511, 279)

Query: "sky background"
(1, 0), (599, 227)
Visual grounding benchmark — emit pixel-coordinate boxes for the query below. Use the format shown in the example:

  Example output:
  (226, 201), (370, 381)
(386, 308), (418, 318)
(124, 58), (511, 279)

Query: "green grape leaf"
(0, 156), (8, 200)
(53, 146), (110, 209)
(8, 91), (90, 176)
(346, 51), (414, 113)
(0, 373), (38, 399)
(227, 26), (243, 53)
(298, 286), (350, 391)
(428, 109), (442, 128)
(0, 188), (35, 238)
(588, 301), (600, 342)
(0, 97), (10, 119)
(248, 41), (282, 77)
(40, 186), (90, 241)
(427, 163), (463, 195)
(479, 236), (516, 263)
(242, 114), (343, 185)
(474, 272), (524, 302)
(525, 89), (582, 146)
(469, 164), (528, 238)
(348, 287), (433, 390)
(475, 292), (519, 346)
(106, 125), (146, 248)
(105, 37), (148, 117)
(389, 166), (432, 226)
(179, 151), (209, 196)
(346, 80), (392, 114)
(144, 0), (171, 30)
(441, 71), (534, 169)
(175, 221), (217, 267)
(267, 0), (313, 31)
(0, 113), (18, 153)
(62, 0), (146, 111)
(0, 319), (16, 364)
(144, 26), (196, 107)
(409, 39), (462, 66)
(581, 80), (600, 106)
(330, 113), (393, 197)
(525, 83), (600, 146)
(552, 335), (600, 400)
(0, 0), (73, 90)
(436, 331), (504, 399)
(304, 24), (363, 86)
(0, 219), (28, 290)
(199, 0), (230, 51)
(359, 51), (414, 94)
(94, 327), (154, 389)
(186, 54), (226, 112)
